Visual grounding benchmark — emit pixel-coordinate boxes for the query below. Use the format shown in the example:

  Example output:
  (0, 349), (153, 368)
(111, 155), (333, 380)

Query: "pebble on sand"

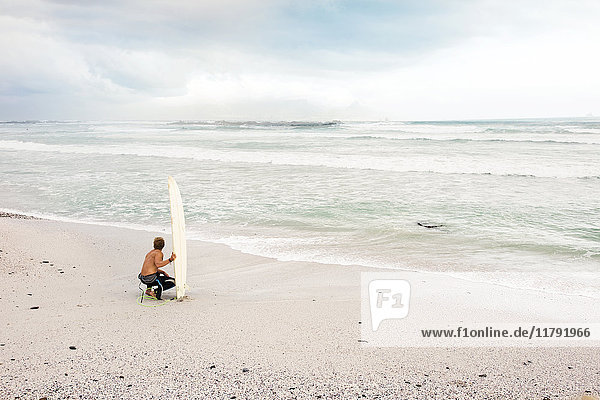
(30, 306), (39, 310)
(242, 368), (249, 373)
(69, 346), (76, 350)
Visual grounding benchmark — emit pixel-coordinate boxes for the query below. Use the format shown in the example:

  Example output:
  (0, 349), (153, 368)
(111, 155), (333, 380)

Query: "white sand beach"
(0, 215), (598, 399)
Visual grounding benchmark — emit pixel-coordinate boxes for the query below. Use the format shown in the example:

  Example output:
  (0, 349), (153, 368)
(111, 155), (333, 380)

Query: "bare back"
(140, 249), (163, 276)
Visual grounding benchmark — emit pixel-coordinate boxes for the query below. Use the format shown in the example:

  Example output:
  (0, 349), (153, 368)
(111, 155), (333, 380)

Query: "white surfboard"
(168, 176), (187, 299)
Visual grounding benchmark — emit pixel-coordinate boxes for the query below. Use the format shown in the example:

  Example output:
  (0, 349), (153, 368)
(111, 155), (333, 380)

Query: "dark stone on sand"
(119, 375), (124, 379)
(42, 260), (49, 263)
(242, 368), (249, 373)
(27, 293), (32, 296)
(358, 339), (368, 343)
(69, 346), (76, 350)
(478, 374), (487, 377)
(568, 366), (573, 369)
(0, 212), (38, 219)
(30, 306), (39, 310)
(209, 365), (216, 369)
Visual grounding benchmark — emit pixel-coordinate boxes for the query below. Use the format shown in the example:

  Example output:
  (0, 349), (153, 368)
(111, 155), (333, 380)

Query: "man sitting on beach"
(139, 237), (176, 299)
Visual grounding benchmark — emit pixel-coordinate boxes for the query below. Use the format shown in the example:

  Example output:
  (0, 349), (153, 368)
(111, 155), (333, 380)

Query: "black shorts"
(138, 273), (176, 299)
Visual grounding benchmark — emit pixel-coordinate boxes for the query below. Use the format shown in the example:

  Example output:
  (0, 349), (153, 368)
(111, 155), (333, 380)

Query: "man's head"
(153, 237), (165, 250)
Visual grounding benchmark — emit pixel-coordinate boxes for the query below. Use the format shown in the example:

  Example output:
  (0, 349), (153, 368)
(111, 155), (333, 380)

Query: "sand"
(0, 215), (598, 399)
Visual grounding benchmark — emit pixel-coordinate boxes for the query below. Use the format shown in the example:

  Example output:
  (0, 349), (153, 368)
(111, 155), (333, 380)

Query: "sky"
(1, 0), (600, 121)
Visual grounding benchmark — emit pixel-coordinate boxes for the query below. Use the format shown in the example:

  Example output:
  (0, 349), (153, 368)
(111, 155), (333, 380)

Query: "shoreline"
(0, 215), (599, 398)
(1, 207), (598, 301)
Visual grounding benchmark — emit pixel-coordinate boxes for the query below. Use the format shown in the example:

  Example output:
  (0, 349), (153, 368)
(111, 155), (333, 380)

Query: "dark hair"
(153, 237), (165, 250)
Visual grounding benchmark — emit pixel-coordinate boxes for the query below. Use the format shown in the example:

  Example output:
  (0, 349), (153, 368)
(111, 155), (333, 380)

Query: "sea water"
(0, 119), (598, 296)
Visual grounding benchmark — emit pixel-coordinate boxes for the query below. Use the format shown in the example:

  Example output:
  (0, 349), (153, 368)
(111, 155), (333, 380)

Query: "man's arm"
(154, 251), (175, 268)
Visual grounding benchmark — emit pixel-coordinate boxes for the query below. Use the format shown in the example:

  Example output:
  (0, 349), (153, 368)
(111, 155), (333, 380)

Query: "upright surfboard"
(168, 176), (187, 299)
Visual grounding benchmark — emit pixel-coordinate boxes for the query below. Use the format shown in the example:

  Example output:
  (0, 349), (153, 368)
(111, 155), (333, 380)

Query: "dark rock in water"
(417, 222), (444, 229)
(30, 306), (39, 310)
(69, 346), (76, 350)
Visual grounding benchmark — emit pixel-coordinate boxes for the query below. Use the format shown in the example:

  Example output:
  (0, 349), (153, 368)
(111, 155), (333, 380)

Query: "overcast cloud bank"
(1, 0), (599, 120)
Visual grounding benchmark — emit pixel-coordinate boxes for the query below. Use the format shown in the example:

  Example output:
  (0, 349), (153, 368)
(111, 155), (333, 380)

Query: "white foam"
(1, 139), (597, 178)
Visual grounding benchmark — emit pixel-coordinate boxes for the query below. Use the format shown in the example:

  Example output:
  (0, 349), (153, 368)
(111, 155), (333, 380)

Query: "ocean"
(1, 119), (599, 296)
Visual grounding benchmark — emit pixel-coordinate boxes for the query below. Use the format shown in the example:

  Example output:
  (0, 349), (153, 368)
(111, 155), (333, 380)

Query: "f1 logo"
(369, 280), (411, 331)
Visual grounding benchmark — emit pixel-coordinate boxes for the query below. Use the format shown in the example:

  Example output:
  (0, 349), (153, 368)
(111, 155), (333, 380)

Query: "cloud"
(0, 0), (599, 120)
